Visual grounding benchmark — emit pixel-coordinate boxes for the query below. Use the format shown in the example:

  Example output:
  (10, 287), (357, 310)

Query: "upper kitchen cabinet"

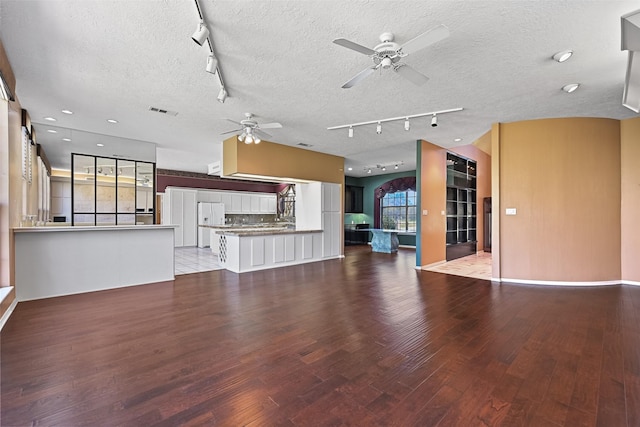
(345, 185), (363, 213)
(321, 183), (341, 212)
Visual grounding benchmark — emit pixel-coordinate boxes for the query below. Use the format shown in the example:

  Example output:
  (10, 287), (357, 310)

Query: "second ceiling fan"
(333, 24), (450, 89)
(222, 113), (282, 144)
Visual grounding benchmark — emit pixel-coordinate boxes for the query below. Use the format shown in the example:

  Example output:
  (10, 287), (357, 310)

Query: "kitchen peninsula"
(216, 228), (323, 273)
(13, 225), (176, 301)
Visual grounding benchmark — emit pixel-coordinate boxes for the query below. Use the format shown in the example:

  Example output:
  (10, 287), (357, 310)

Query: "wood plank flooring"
(2, 246), (640, 426)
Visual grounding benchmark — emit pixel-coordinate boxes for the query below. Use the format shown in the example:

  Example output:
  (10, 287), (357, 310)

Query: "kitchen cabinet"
(162, 187), (197, 247)
(322, 211), (341, 257)
(322, 183), (341, 212)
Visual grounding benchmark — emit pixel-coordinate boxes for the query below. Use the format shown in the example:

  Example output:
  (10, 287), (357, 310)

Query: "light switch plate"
(506, 208), (517, 215)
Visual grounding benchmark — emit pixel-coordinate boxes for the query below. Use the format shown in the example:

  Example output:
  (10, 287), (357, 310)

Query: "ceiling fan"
(222, 113), (282, 144)
(333, 25), (450, 89)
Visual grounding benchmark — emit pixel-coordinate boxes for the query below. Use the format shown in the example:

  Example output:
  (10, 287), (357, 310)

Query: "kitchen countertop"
(216, 229), (322, 237)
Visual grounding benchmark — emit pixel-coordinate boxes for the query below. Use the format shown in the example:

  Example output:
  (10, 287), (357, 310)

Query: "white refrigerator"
(197, 202), (225, 248)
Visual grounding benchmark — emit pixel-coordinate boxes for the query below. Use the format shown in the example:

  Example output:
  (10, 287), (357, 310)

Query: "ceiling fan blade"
(398, 24), (450, 55)
(333, 38), (376, 56)
(225, 119), (242, 126)
(258, 122), (282, 129)
(220, 128), (243, 135)
(341, 66), (376, 89)
(395, 64), (430, 86)
(254, 129), (272, 140)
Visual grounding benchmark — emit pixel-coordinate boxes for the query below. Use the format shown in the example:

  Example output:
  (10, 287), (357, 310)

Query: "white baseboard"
(622, 280), (640, 286)
(495, 278), (620, 287)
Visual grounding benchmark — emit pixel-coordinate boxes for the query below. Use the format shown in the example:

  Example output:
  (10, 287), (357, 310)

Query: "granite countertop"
(216, 229), (322, 237)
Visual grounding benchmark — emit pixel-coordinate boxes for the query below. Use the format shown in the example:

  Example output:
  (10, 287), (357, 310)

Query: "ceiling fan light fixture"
(376, 122), (382, 134)
(238, 133), (245, 142)
(562, 83), (580, 93)
(552, 50), (574, 63)
(217, 87), (227, 103)
(206, 54), (218, 74)
(381, 57), (393, 69)
(245, 134), (254, 144)
(191, 21), (209, 46)
(254, 136), (261, 144)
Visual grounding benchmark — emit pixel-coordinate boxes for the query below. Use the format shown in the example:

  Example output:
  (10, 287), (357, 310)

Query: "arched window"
(373, 177), (416, 231)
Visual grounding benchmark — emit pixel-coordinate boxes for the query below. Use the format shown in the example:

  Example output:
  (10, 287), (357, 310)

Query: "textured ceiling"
(1, 0), (637, 178)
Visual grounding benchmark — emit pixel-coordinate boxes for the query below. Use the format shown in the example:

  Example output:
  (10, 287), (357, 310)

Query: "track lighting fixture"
(206, 54), (218, 74)
(191, 20), (209, 46)
(363, 161), (403, 175)
(327, 107), (463, 134)
(367, 168), (372, 174)
(394, 164), (399, 169)
(217, 87), (227, 103)
(381, 166), (386, 171)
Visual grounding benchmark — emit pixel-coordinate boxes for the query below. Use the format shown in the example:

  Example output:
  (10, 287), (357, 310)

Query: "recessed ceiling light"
(62, 138), (71, 142)
(562, 83), (580, 93)
(96, 143), (104, 147)
(106, 119), (118, 124)
(61, 109), (73, 115)
(47, 129), (57, 133)
(44, 117), (57, 122)
(347, 167), (353, 171)
(553, 50), (573, 63)
(454, 138), (462, 142)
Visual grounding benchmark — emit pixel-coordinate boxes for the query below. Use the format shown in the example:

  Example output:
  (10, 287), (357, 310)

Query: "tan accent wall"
(473, 130), (492, 156)
(621, 117), (640, 282)
(498, 118), (621, 282)
(450, 143), (491, 252)
(419, 140), (446, 266)
(222, 137), (344, 184)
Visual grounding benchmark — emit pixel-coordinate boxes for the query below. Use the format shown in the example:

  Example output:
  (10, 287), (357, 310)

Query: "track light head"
(191, 21), (209, 46)
(404, 118), (410, 131)
(367, 168), (372, 174)
(431, 114), (438, 127)
(376, 122), (382, 134)
(394, 164), (399, 169)
(217, 87), (227, 103)
(348, 126), (353, 138)
(206, 54), (218, 74)
(381, 166), (386, 171)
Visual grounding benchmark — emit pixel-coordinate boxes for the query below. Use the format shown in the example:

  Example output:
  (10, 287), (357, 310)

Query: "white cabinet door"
(220, 192), (232, 211)
(230, 194), (243, 213)
(267, 196), (277, 214)
(322, 211), (341, 257)
(322, 183), (341, 212)
(250, 195), (260, 213)
(182, 191), (198, 246)
(210, 192), (222, 203)
(259, 196), (270, 213)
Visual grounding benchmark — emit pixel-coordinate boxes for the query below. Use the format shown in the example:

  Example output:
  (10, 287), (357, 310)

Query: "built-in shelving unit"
(446, 152), (477, 261)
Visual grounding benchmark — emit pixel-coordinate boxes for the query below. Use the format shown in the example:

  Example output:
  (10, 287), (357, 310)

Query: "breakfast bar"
(216, 228), (323, 273)
(13, 225), (176, 301)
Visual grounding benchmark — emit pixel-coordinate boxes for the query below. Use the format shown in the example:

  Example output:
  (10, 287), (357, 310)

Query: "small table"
(369, 229), (400, 253)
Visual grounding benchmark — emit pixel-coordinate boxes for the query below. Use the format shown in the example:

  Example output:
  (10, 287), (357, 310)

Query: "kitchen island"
(13, 225), (176, 301)
(216, 228), (324, 273)
(369, 229), (400, 253)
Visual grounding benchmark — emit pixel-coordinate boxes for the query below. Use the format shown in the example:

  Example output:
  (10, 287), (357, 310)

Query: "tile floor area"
(174, 247), (224, 275)
(422, 251), (492, 280)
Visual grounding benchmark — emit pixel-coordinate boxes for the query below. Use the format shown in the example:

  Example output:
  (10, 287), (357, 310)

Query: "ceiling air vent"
(297, 143), (313, 147)
(148, 106), (178, 116)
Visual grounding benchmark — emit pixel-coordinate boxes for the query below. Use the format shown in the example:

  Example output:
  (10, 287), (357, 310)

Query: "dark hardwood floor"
(2, 246), (640, 426)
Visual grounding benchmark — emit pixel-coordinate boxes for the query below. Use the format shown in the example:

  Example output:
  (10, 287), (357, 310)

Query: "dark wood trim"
(36, 144), (51, 175)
